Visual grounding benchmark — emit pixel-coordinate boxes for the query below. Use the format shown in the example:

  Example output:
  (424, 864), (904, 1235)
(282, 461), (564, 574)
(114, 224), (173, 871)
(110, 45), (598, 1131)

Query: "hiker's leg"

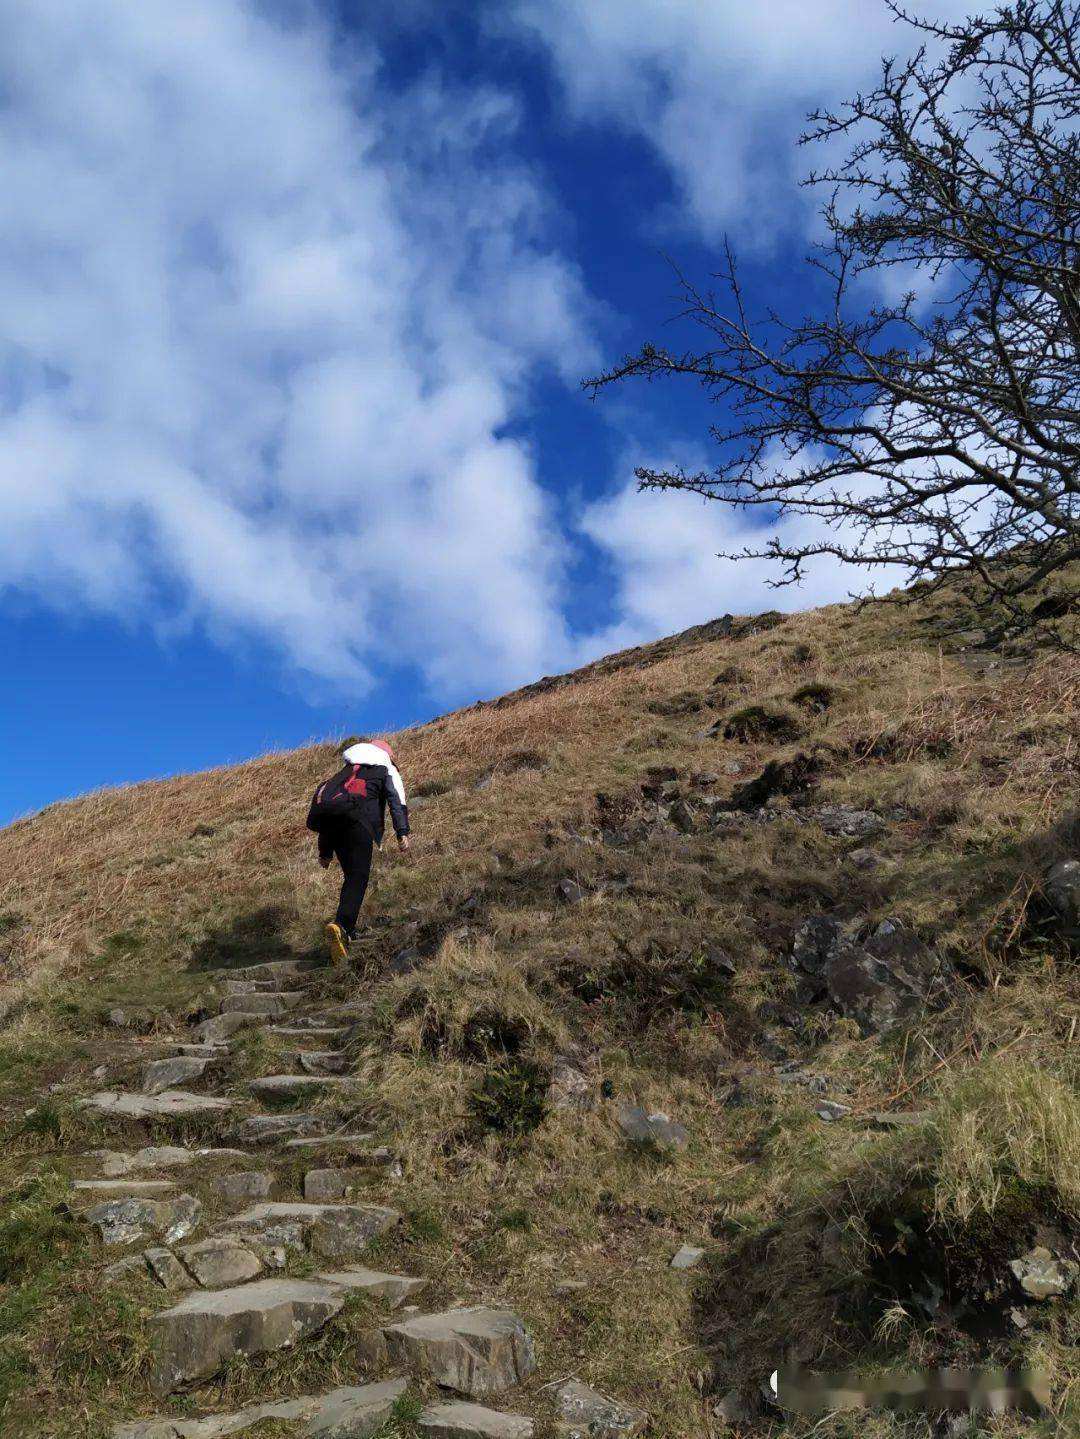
(334, 828), (374, 937)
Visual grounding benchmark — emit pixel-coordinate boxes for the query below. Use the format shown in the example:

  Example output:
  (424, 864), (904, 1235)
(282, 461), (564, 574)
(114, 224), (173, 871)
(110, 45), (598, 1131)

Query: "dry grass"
(0, 582), (1078, 1436)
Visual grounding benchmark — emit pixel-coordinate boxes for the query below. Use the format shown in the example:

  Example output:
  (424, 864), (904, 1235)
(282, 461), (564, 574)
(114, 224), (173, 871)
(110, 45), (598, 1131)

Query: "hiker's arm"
(317, 832), (334, 864)
(385, 764), (410, 841)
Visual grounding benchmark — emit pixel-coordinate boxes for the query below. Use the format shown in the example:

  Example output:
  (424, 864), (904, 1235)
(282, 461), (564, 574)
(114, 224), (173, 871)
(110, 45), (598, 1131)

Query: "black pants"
(326, 823), (374, 937)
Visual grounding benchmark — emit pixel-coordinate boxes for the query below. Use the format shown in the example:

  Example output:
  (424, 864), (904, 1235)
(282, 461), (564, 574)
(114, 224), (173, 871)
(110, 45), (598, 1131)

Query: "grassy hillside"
(0, 581), (1077, 1438)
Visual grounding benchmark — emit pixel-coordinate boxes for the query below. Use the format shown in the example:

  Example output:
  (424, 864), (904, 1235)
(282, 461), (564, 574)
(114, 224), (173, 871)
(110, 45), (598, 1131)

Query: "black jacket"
(310, 760), (409, 854)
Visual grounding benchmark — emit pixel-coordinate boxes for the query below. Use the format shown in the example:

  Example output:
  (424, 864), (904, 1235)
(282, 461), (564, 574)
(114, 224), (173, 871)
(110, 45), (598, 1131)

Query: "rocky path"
(68, 954), (645, 1439)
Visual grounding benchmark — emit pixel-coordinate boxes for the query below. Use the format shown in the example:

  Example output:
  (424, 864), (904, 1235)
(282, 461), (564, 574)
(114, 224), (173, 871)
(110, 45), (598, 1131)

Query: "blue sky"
(0, 1), (966, 822)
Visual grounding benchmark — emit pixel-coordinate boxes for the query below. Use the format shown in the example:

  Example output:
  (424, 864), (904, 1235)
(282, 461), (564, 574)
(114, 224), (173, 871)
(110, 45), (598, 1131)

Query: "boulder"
(149, 1278), (344, 1393)
(179, 1235), (263, 1288)
(419, 1401), (534, 1438)
(1045, 859), (1080, 937)
(383, 1308), (536, 1397)
(555, 878), (585, 905)
(318, 1265), (426, 1309)
(143, 1057), (213, 1096)
(553, 1380), (647, 1438)
(670, 1244), (705, 1270)
(219, 1202), (400, 1260)
(103, 1253), (151, 1286)
(617, 1105), (688, 1152)
(806, 805), (886, 838)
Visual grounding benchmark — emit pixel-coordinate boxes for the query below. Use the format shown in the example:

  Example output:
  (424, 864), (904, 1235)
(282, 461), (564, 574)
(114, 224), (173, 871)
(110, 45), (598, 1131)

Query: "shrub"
(722, 703), (802, 742)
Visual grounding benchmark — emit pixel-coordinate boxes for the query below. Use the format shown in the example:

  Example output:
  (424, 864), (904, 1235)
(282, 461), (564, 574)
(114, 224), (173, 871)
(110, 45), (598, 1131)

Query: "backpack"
(306, 764), (368, 832)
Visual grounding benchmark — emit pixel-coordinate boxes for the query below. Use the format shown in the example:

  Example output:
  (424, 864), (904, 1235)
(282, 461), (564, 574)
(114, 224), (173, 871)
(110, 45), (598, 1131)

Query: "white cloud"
(505, 0), (970, 242)
(576, 445), (873, 656)
(0, 0), (596, 700)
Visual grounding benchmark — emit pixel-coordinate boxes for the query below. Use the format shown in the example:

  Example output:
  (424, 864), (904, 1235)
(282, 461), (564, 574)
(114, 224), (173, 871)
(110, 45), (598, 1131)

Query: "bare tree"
(587, 1), (1079, 635)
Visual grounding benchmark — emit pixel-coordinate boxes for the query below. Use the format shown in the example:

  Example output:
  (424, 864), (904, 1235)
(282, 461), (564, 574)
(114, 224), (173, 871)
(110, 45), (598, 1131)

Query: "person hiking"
(306, 738), (410, 962)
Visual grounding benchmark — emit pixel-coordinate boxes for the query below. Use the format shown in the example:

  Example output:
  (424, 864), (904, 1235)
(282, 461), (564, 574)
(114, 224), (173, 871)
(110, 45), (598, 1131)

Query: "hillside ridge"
(0, 585), (1077, 1437)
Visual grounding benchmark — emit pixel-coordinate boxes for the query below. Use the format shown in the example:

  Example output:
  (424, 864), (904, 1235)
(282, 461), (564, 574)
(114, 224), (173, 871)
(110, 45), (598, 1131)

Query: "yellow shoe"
(325, 922), (348, 964)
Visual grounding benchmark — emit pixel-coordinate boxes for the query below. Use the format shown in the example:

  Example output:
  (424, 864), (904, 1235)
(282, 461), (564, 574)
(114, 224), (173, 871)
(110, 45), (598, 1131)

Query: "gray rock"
(211, 1171), (274, 1205)
(305, 1168), (370, 1203)
(317, 1265), (426, 1309)
(271, 1025), (349, 1041)
(383, 1308), (536, 1397)
(305, 1378), (410, 1438)
(72, 1180), (178, 1200)
(1045, 859), (1080, 937)
(167, 1043), (231, 1060)
(1008, 1246), (1079, 1300)
(197, 1012), (265, 1045)
(223, 977), (282, 995)
(419, 1401), (534, 1438)
(80, 1090), (234, 1122)
(815, 1101), (851, 1122)
(790, 916), (943, 1034)
(179, 1235), (264, 1288)
(285, 1132), (377, 1152)
(617, 1105), (688, 1152)
(553, 1380), (647, 1438)
(149, 1278), (345, 1393)
(249, 1074), (358, 1099)
(219, 1202), (401, 1260)
(712, 1389), (754, 1425)
(220, 991), (303, 1016)
(670, 1244), (705, 1270)
(144, 1057), (213, 1095)
(227, 959), (326, 983)
(103, 1253), (151, 1285)
(232, 1113), (325, 1145)
(554, 878), (585, 905)
(111, 1381), (402, 1438)
(106, 1006), (155, 1032)
(549, 1055), (597, 1113)
(807, 805), (885, 839)
(299, 1050), (350, 1076)
(83, 1194), (201, 1247)
(144, 1246), (195, 1292)
(86, 1149), (136, 1177)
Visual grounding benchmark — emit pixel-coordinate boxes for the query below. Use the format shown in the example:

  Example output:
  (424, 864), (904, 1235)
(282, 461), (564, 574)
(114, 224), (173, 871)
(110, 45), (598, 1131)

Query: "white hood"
(342, 743), (407, 806)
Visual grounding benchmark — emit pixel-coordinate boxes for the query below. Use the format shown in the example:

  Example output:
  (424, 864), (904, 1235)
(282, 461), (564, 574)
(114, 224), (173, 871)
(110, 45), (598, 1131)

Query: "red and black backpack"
(306, 764), (368, 831)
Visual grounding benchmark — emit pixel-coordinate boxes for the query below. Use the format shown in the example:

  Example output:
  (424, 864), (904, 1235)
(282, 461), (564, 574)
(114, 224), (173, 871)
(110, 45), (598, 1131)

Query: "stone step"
(283, 1132), (376, 1152)
(233, 1113), (327, 1146)
(226, 958), (328, 983)
(217, 1201), (400, 1261)
(71, 1179), (178, 1201)
(196, 1012), (267, 1045)
(317, 1264), (425, 1309)
(113, 1379), (406, 1438)
(219, 992), (304, 1017)
(143, 1056), (216, 1096)
(82, 1193), (201, 1247)
(419, 1401), (534, 1439)
(297, 1050), (349, 1076)
(278, 1014), (349, 1032)
(79, 1090), (235, 1123)
(87, 1145), (249, 1175)
(382, 1309), (536, 1398)
(177, 1234), (265, 1288)
(167, 1043), (231, 1060)
(148, 1278), (346, 1393)
(249, 1074), (358, 1099)
(269, 1025), (348, 1041)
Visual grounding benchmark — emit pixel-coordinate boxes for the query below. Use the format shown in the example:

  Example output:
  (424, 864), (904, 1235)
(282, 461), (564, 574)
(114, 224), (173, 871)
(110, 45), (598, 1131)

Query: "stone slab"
(317, 1265), (426, 1309)
(419, 1401), (534, 1438)
(112, 1380), (401, 1437)
(149, 1278), (345, 1393)
(219, 1202), (401, 1260)
(80, 1090), (234, 1122)
(220, 992), (303, 1016)
(383, 1308), (536, 1397)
